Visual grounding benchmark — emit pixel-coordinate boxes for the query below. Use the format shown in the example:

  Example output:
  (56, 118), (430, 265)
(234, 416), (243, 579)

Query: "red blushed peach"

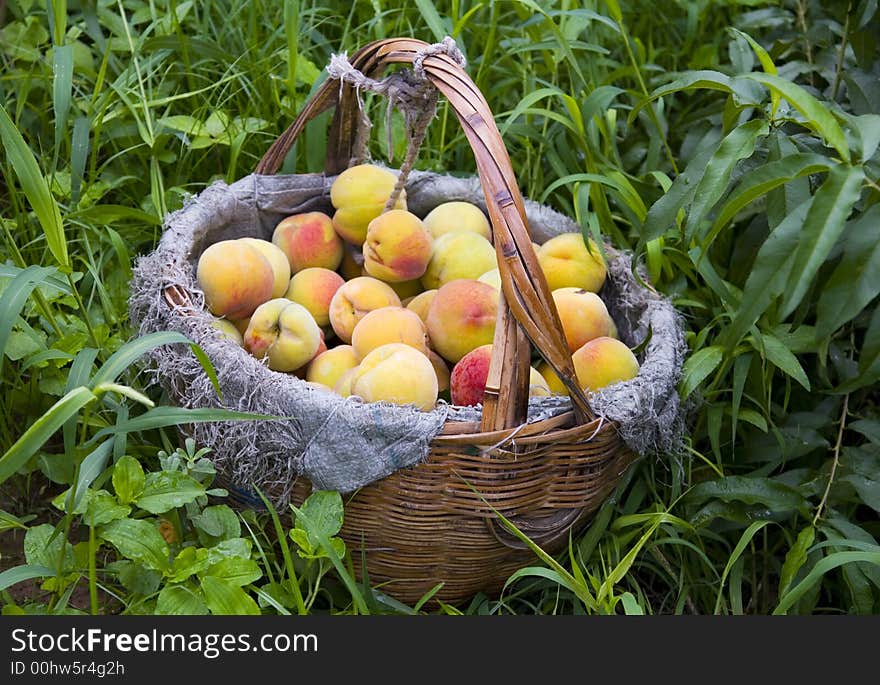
(243, 298), (323, 373)
(449, 343), (550, 405)
(425, 279), (499, 363)
(551, 287), (614, 352)
(330, 164), (407, 245)
(572, 336), (640, 393)
(239, 237), (291, 298)
(363, 209), (433, 283)
(284, 267), (345, 328)
(272, 211), (344, 273)
(196, 239), (275, 320)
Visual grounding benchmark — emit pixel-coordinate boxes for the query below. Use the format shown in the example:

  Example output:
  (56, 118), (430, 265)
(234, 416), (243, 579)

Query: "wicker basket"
(160, 38), (646, 607)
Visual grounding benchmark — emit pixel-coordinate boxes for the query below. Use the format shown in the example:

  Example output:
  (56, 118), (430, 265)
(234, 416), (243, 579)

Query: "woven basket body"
(135, 38), (680, 607)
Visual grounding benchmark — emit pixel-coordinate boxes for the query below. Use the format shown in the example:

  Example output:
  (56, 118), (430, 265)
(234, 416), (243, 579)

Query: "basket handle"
(255, 38), (594, 428)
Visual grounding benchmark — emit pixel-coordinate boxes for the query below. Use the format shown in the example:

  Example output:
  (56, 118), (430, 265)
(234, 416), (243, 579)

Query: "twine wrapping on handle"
(324, 37), (466, 209)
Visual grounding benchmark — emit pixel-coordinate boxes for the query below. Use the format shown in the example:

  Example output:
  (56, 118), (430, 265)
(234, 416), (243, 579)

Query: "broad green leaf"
(135, 471), (206, 514)
(685, 476), (810, 516)
(156, 584), (209, 615)
(851, 419), (880, 444)
(746, 72), (851, 162)
(779, 526), (816, 597)
(722, 199), (811, 349)
(0, 386), (97, 486)
(619, 592), (644, 615)
(112, 455), (145, 505)
(193, 505), (241, 547)
(780, 164), (865, 320)
(816, 204), (880, 338)
(168, 547), (211, 583)
(687, 119), (770, 242)
(0, 565), (55, 593)
(679, 345), (723, 399)
(293, 489), (344, 544)
(205, 557), (262, 587)
(24, 524), (75, 572)
(754, 332), (810, 390)
(200, 576), (261, 615)
(0, 265), (61, 374)
(108, 560), (162, 596)
(0, 104), (68, 268)
(82, 490), (130, 527)
(99, 518), (170, 572)
(729, 28), (780, 114)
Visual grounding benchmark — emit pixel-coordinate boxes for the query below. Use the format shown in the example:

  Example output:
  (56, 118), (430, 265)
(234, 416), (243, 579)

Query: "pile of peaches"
(196, 163), (639, 412)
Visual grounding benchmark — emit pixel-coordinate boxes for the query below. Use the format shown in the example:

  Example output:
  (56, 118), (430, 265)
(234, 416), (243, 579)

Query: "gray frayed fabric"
(128, 169), (690, 506)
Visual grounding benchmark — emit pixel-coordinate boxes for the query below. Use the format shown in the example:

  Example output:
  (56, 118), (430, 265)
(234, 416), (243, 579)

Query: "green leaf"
(721, 199), (810, 349)
(168, 547), (211, 583)
(679, 345), (723, 399)
(0, 265), (61, 373)
(685, 476), (810, 516)
(82, 491), (130, 527)
(754, 332), (810, 390)
(193, 505), (241, 547)
(774, 550), (880, 615)
(0, 509), (35, 533)
(107, 560), (162, 596)
(112, 455), (145, 505)
(135, 471), (206, 514)
(0, 565), (55, 593)
(687, 119), (770, 242)
(745, 72), (851, 162)
(156, 585), (209, 615)
(779, 526), (816, 597)
(205, 557), (262, 587)
(0, 104), (68, 268)
(714, 521), (772, 614)
(728, 28), (780, 114)
(99, 518), (170, 573)
(200, 576), (261, 615)
(780, 164), (865, 320)
(52, 44), (74, 155)
(0, 386), (97, 487)
(292, 489), (344, 547)
(816, 204), (880, 338)
(24, 524), (75, 572)
(414, 0), (449, 41)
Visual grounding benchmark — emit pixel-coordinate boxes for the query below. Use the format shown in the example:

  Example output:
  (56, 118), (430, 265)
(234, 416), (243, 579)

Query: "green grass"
(1, 0), (879, 615)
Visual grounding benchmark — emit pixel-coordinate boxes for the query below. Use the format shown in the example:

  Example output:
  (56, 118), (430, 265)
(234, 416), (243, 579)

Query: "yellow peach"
(363, 209), (433, 283)
(239, 237), (291, 298)
(306, 344), (359, 389)
(477, 268), (502, 290)
(350, 306), (430, 361)
(284, 267), (345, 328)
(405, 289), (438, 323)
(333, 366), (359, 398)
(428, 348), (450, 393)
(330, 164), (407, 245)
(421, 201), (491, 241)
(420, 232), (497, 290)
(349, 342), (438, 411)
(196, 239), (275, 320)
(272, 211), (344, 273)
(572, 336), (640, 393)
(425, 279), (499, 363)
(535, 360), (569, 396)
(551, 287), (614, 353)
(537, 232), (607, 292)
(327, 276), (402, 343)
(210, 318), (244, 347)
(243, 298), (322, 373)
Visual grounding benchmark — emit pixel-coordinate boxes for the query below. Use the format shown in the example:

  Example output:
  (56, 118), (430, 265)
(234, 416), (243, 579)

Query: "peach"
(327, 276), (402, 343)
(210, 318), (244, 347)
(349, 342), (438, 411)
(426, 279), (499, 363)
(272, 211), (344, 273)
(477, 268), (501, 290)
(428, 349), (450, 393)
(362, 209), (433, 283)
(420, 232), (497, 290)
(535, 360), (569, 396)
(350, 306), (430, 361)
(552, 287), (614, 352)
(196, 239), (275, 320)
(537, 232), (607, 292)
(339, 244), (365, 281)
(333, 366), (359, 398)
(231, 317), (250, 337)
(239, 237), (291, 298)
(306, 344), (359, 389)
(572, 336), (640, 393)
(243, 298), (322, 373)
(421, 201), (491, 241)
(405, 289), (438, 323)
(284, 267), (345, 329)
(330, 164), (407, 245)
(449, 344), (550, 405)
